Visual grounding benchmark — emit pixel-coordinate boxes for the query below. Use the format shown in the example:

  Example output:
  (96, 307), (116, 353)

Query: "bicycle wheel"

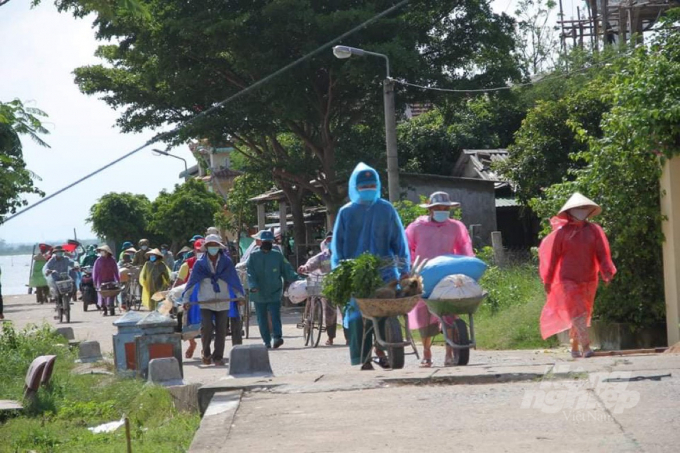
(448, 318), (470, 366)
(384, 316), (405, 369)
(58, 296), (64, 323)
(304, 300), (313, 347)
(312, 297), (323, 348)
(245, 299), (251, 339)
(66, 298), (71, 323)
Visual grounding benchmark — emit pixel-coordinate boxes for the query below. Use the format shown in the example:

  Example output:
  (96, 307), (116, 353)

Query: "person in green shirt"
(247, 230), (301, 349)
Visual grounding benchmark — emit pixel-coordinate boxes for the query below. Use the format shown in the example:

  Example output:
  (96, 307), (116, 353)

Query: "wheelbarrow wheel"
(384, 316), (405, 369)
(449, 318), (470, 366)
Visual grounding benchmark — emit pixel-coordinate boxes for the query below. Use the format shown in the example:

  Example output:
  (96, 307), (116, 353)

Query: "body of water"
(0, 254), (34, 295)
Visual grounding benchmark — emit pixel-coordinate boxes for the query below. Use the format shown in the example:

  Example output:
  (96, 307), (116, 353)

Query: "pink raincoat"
(538, 215), (616, 339)
(92, 255), (120, 308)
(405, 216), (474, 332)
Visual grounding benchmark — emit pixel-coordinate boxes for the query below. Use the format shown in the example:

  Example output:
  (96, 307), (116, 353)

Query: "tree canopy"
(0, 99), (49, 222)
(87, 192), (152, 247)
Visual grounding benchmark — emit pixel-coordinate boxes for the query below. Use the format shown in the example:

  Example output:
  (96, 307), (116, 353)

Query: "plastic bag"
(429, 274), (483, 300)
(420, 255), (487, 298)
(286, 280), (308, 304)
(167, 284), (186, 306)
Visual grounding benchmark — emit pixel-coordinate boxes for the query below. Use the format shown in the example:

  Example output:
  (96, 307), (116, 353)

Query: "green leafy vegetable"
(322, 253), (385, 308)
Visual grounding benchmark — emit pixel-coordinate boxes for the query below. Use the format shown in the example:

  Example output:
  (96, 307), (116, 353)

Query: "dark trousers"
(0, 283), (3, 315)
(200, 309), (228, 361)
(255, 301), (282, 346)
(348, 316), (386, 366)
(322, 298), (337, 339)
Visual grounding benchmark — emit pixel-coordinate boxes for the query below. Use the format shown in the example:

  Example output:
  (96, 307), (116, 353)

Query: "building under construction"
(558, 0), (680, 48)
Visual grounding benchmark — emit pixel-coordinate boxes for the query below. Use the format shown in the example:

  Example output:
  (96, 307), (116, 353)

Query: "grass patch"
(0, 322), (199, 452)
(414, 259), (560, 350)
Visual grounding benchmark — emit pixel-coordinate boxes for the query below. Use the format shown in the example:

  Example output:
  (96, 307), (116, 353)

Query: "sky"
(0, 0), (580, 245)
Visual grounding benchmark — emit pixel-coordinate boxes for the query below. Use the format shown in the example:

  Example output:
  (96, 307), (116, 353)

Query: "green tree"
(0, 99), (49, 221)
(87, 192), (151, 249)
(514, 0), (559, 75)
(148, 179), (223, 250)
(56, 0), (521, 253)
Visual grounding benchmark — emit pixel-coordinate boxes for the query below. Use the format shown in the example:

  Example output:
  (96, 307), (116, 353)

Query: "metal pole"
(383, 78), (399, 202)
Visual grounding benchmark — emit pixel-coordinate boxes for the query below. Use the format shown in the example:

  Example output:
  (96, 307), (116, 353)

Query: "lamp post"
(333, 45), (399, 202)
(152, 149), (189, 181)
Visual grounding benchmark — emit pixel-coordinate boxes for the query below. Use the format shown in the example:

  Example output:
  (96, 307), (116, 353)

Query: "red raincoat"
(538, 215), (616, 339)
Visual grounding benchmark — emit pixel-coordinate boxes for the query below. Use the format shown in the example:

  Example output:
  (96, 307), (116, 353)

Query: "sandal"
(571, 350), (583, 358)
(419, 359), (432, 368)
(444, 357), (456, 367)
(325, 339), (334, 346)
(185, 343), (196, 359)
(583, 350), (595, 358)
(361, 362), (374, 371)
(201, 357), (212, 365)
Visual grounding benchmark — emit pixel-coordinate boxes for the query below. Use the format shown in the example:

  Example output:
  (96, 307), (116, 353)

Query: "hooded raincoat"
(331, 163), (410, 365)
(139, 260), (171, 310)
(405, 215), (474, 334)
(538, 215), (616, 339)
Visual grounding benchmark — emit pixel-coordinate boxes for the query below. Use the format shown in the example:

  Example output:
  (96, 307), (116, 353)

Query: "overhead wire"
(2, 0), (410, 224)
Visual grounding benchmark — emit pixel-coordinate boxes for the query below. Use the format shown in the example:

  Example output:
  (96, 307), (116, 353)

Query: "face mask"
(432, 211), (450, 222)
(141, 245), (148, 251)
(56, 252), (64, 258)
(570, 207), (592, 221)
(161, 248), (167, 253)
(357, 188), (377, 203)
(261, 242), (273, 252)
(207, 247), (220, 256)
(149, 255), (157, 262)
(100, 252), (107, 258)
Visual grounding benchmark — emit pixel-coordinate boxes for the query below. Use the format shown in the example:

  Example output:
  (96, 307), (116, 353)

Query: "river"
(0, 254), (34, 296)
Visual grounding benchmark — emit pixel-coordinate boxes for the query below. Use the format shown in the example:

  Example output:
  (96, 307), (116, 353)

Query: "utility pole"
(384, 78), (399, 203)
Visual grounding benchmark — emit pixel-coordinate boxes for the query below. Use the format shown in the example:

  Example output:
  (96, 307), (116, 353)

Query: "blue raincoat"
(331, 163), (410, 326)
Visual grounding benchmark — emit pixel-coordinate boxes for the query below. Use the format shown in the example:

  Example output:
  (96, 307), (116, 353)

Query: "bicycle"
(297, 274), (325, 348)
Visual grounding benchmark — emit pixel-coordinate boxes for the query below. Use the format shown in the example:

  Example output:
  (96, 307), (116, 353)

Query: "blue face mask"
(149, 255), (157, 262)
(207, 247), (220, 256)
(432, 211), (450, 222)
(56, 252), (64, 258)
(358, 188), (377, 203)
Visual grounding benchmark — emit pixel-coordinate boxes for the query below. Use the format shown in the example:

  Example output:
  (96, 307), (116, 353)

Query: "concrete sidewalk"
(192, 353), (680, 452)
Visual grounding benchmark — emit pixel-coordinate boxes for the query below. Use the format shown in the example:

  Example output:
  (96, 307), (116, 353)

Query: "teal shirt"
(247, 249), (300, 303)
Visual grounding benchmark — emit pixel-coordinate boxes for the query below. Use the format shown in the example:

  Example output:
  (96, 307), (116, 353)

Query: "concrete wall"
(401, 173), (497, 245)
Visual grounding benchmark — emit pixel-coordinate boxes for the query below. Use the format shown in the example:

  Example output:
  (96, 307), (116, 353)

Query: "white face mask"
(569, 207), (592, 221)
(432, 211), (450, 222)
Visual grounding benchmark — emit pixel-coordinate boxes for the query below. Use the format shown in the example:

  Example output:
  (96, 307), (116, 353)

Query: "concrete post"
(384, 78), (399, 203)
(660, 158), (680, 346)
(491, 231), (505, 266)
(257, 203), (266, 231)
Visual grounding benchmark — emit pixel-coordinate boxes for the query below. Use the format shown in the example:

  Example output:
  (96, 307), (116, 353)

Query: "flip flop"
(419, 359), (432, 368)
(571, 350), (583, 358)
(374, 356), (391, 369)
(185, 344), (196, 359)
(583, 350), (594, 358)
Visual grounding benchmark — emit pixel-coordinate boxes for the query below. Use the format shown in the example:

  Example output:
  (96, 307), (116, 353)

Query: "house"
(452, 149), (539, 248)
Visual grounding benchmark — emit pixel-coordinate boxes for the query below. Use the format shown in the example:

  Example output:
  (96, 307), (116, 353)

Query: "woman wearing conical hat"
(139, 248), (171, 311)
(538, 193), (617, 358)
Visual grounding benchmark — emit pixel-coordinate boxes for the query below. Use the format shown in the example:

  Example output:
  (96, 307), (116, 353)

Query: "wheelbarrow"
(425, 292), (487, 366)
(355, 295), (421, 369)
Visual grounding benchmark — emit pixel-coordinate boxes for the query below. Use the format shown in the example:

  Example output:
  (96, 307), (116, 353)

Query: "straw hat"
(138, 238), (150, 247)
(202, 234), (226, 251)
(178, 245), (192, 254)
(145, 248), (164, 258)
(205, 226), (220, 236)
(558, 193), (602, 219)
(125, 247), (138, 254)
(96, 245), (113, 255)
(419, 191), (460, 209)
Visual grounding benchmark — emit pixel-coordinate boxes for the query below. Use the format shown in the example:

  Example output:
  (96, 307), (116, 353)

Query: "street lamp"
(152, 149), (189, 181)
(333, 45), (398, 202)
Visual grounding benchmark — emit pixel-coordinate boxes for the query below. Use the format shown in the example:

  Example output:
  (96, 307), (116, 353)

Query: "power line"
(2, 0), (410, 225)
(393, 49), (633, 94)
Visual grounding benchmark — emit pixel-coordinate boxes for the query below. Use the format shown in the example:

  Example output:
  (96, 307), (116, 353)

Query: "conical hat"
(96, 245), (113, 255)
(558, 193), (602, 218)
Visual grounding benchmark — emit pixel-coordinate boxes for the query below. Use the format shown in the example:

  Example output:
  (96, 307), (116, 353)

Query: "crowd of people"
(9, 161), (615, 370)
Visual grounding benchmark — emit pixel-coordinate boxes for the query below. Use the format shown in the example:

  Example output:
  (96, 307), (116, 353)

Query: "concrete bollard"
(55, 327), (75, 341)
(148, 357), (186, 387)
(228, 344), (274, 378)
(77, 341), (103, 363)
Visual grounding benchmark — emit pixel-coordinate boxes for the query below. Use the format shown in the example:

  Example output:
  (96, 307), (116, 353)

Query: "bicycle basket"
(306, 274), (325, 297)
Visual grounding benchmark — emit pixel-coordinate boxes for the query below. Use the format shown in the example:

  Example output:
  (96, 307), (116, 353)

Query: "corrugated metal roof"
(496, 198), (520, 208)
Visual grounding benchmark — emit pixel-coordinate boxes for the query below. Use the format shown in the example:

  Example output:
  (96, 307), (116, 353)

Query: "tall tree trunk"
(280, 184), (307, 268)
